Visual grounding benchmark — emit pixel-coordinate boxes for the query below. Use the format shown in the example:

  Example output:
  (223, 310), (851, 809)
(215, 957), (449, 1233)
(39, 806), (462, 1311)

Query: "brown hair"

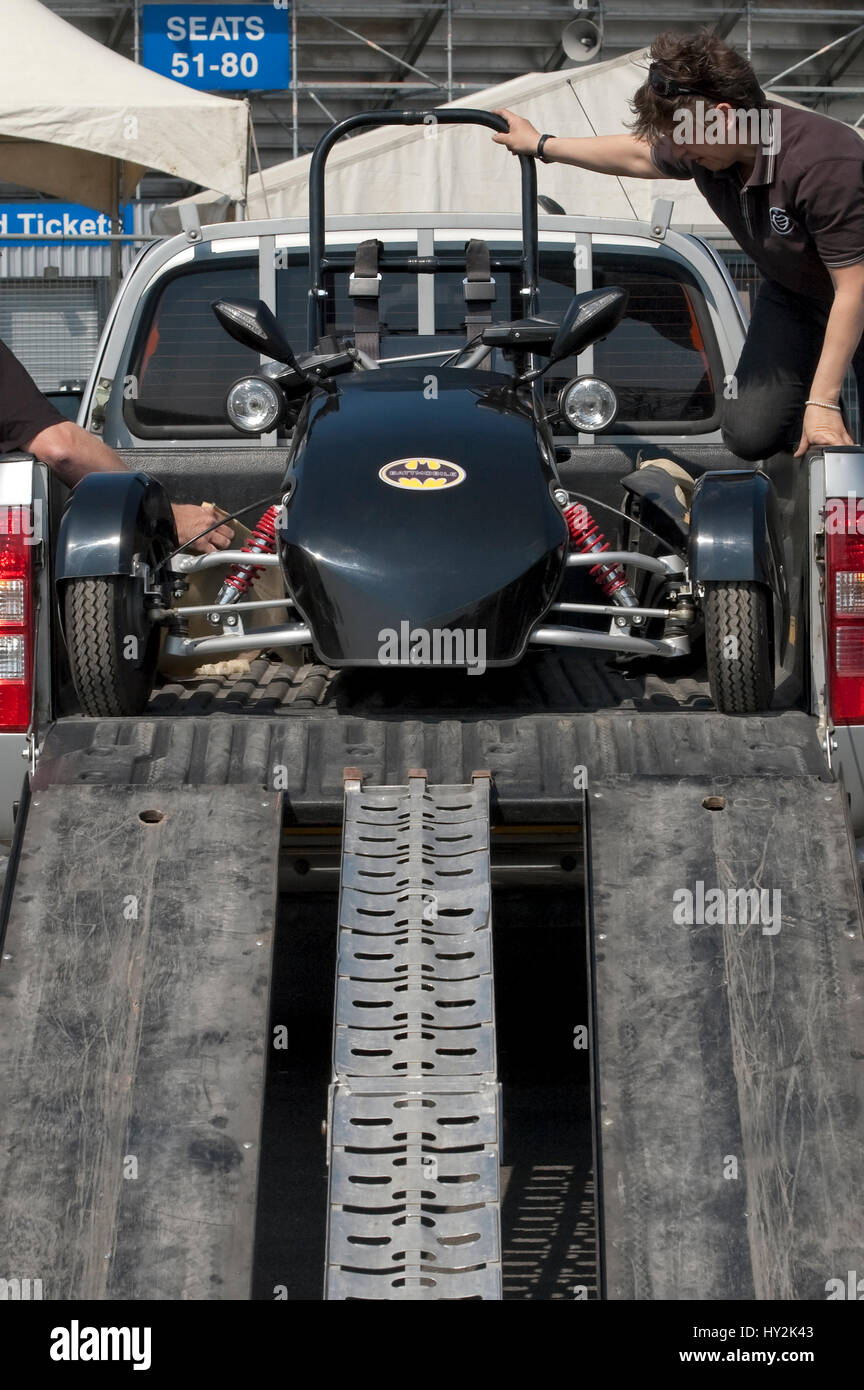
(628, 30), (766, 142)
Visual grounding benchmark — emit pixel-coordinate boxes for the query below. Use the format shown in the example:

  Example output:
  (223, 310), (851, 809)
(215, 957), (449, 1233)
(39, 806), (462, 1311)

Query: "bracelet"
(805, 398), (842, 411)
(536, 134), (556, 163)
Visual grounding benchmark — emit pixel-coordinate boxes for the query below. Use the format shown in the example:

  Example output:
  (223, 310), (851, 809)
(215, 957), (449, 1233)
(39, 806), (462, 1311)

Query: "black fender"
(54, 472), (177, 645)
(689, 468), (789, 658)
(55, 471), (177, 584)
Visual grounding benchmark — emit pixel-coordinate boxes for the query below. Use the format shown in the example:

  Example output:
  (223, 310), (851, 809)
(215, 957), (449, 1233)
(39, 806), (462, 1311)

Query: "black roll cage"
(306, 108), (539, 350)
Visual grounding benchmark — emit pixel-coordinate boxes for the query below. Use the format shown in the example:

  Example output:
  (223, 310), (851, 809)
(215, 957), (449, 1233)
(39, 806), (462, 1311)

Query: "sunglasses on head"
(647, 63), (711, 99)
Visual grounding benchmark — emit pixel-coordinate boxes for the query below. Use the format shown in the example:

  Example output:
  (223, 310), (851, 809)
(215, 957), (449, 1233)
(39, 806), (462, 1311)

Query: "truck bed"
(40, 647), (823, 823)
(149, 648), (715, 717)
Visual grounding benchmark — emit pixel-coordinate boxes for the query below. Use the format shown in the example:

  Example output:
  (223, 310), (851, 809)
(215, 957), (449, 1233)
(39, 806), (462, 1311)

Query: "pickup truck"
(0, 193), (862, 1302)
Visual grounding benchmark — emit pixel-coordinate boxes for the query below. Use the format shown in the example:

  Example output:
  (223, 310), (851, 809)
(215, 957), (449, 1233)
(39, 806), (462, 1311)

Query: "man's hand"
(794, 403), (854, 458)
(171, 503), (235, 553)
(798, 263), (864, 457)
(26, 422), (235, 553)
(490, 115), (660, 177)
(491, 108), (541, 157)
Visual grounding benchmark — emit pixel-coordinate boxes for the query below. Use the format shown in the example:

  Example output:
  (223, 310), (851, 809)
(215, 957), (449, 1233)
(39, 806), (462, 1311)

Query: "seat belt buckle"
(462, 276), (496, 302)
(349, 272), (382, 297)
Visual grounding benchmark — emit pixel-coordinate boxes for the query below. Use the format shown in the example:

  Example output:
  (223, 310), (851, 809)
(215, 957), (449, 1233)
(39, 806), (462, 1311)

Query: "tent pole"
(292, 3), (299, 159)
(249, 118), (271, 218)
(109, 161), (123, 299)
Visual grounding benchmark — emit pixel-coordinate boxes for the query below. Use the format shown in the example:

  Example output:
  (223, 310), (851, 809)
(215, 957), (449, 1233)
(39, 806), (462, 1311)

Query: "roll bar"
(306, 109), (539, 349)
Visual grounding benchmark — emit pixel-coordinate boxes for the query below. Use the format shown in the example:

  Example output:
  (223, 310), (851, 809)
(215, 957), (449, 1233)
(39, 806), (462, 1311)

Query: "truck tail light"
(826, 510), (864, 723)
(0, 507), (34, 733)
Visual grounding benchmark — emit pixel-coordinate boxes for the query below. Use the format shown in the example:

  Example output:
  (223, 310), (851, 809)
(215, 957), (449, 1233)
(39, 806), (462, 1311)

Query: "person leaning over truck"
(492, 29), (864, 462)
(0, 338), (233, 554)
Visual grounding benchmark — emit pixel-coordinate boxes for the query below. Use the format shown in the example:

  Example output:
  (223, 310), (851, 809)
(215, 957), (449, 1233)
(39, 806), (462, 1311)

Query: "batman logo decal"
(379, 457), (466, 491)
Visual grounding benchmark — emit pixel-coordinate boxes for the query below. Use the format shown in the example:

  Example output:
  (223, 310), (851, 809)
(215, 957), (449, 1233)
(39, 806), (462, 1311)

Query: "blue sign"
(0, 203), (134, 244)
(141, 4), (290, 91)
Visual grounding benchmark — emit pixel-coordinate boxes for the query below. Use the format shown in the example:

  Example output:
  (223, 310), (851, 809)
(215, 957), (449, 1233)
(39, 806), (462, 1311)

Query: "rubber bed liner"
(146, 650), (720, 718)
(36, 649), (825, 821)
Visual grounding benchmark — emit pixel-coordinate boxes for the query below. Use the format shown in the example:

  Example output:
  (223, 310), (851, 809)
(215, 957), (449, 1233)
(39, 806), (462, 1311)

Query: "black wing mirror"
(548, 286), (629, 366)
(515, 286), (628, 385)
(212, 298), (301, 368)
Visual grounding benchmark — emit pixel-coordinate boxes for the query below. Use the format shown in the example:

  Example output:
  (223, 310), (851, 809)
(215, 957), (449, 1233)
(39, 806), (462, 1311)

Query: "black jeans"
(720, 277), (864, 461)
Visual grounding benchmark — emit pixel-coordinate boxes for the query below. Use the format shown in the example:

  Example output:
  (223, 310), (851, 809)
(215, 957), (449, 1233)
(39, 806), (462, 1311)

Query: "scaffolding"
(14, 3), (864, 424)
(45, 2), (864, 174)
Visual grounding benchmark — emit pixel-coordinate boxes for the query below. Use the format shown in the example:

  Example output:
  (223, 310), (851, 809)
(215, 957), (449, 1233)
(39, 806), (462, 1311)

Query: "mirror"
(211, 298), (302, 370)
(548, 286), (628, 366)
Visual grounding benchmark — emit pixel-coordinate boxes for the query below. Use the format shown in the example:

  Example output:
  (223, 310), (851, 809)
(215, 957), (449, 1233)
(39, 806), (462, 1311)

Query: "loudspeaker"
(562, 18), (601, 63)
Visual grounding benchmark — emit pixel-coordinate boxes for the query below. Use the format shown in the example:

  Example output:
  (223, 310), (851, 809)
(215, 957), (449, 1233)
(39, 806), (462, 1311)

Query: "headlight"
(226, 377), (282, 433)
(558, 376), (618, 431)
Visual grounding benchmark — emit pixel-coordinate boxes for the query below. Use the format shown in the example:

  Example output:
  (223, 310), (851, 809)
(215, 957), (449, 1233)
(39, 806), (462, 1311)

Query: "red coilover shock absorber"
(214, 504), (280, 607)
(564, 501), (638, 606)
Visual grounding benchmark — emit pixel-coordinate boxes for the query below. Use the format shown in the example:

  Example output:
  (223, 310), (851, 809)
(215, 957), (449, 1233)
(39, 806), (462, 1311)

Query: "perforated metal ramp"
(325, 770), (501, 1300)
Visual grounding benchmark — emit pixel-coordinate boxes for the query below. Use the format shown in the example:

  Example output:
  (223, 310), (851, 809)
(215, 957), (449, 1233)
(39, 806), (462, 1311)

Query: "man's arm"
(25, 420), (234, 553)
(794, 262), (864, 456)
(491, 108), (659, 178)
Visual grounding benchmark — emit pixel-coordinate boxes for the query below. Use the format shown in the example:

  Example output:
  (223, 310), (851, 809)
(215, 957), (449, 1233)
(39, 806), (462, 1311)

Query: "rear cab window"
(117, 234), (722, 442)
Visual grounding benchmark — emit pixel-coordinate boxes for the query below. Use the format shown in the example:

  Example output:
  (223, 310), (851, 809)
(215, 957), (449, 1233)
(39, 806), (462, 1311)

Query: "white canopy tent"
(156, 50), (728, 238)
(0, 0), (250, 214)
(158, 47), (863, 242)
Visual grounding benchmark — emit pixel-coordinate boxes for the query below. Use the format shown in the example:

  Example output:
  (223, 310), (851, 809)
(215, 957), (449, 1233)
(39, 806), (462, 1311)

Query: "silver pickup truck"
(2, 206), (862, 835)
(1, 150), (863, 1303)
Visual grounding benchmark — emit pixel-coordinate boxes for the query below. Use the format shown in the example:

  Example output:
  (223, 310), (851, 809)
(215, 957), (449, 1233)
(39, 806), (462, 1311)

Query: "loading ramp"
(325, 771), (501, 1300)
(589, 775), (864, 1300)
(2, 695), (863, 1300)
(0, 782), (281, 1299)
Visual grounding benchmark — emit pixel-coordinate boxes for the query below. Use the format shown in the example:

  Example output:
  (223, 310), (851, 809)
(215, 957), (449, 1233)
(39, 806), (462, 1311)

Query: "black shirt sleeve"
(795, 157), (864, 269)
(0, 338), (65, 455)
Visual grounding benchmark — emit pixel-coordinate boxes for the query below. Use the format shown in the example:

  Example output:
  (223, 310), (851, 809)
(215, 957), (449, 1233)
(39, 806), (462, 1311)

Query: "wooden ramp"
(0, 783), (280, 1300)
(589, 775), (864, 1301)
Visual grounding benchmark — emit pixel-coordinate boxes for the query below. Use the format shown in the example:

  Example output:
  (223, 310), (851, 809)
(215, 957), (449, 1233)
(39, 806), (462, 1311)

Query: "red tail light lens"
(825, 506), (864, 723)
(0, 506), (33, 732)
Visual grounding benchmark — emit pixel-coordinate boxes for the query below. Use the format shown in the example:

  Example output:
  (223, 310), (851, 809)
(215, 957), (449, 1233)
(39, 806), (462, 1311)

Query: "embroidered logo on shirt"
(769, 207), (795, 235)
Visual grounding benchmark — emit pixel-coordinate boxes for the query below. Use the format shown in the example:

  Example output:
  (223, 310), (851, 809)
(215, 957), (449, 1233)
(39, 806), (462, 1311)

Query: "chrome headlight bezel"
(558, 375), (618, 432)
(226, 376), (283, 434)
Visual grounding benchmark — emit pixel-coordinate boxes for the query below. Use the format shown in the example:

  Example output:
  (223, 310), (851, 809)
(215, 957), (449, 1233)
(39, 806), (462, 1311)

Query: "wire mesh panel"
(0, 277), (109, 392)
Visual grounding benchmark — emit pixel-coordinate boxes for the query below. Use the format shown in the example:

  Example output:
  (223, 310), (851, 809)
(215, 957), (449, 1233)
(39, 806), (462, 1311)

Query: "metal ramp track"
(325, 769), (502, 1300)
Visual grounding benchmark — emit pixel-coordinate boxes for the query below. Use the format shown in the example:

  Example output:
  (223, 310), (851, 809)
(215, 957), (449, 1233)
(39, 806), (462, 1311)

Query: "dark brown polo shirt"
(650, 101), (864, 303)
(0, 338), (64, 454)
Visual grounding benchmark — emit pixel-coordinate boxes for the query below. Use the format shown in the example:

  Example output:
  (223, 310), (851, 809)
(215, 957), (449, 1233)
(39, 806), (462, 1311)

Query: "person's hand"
(491, 108), (541, 157)
(171, 503), (235, 553)
(794, 403), (855, 457)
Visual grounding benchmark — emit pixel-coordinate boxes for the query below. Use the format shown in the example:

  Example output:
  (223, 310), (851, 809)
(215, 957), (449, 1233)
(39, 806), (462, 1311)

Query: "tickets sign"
(0, 203), (134, 244)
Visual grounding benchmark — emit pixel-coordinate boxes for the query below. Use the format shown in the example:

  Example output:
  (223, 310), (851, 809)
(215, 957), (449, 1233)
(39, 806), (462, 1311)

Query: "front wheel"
(64, 575), (162, 717)
(703, 580), (774, 714)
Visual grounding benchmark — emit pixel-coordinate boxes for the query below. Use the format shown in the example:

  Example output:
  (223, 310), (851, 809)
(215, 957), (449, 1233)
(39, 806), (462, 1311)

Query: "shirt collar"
(739, 106), (779, 189)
